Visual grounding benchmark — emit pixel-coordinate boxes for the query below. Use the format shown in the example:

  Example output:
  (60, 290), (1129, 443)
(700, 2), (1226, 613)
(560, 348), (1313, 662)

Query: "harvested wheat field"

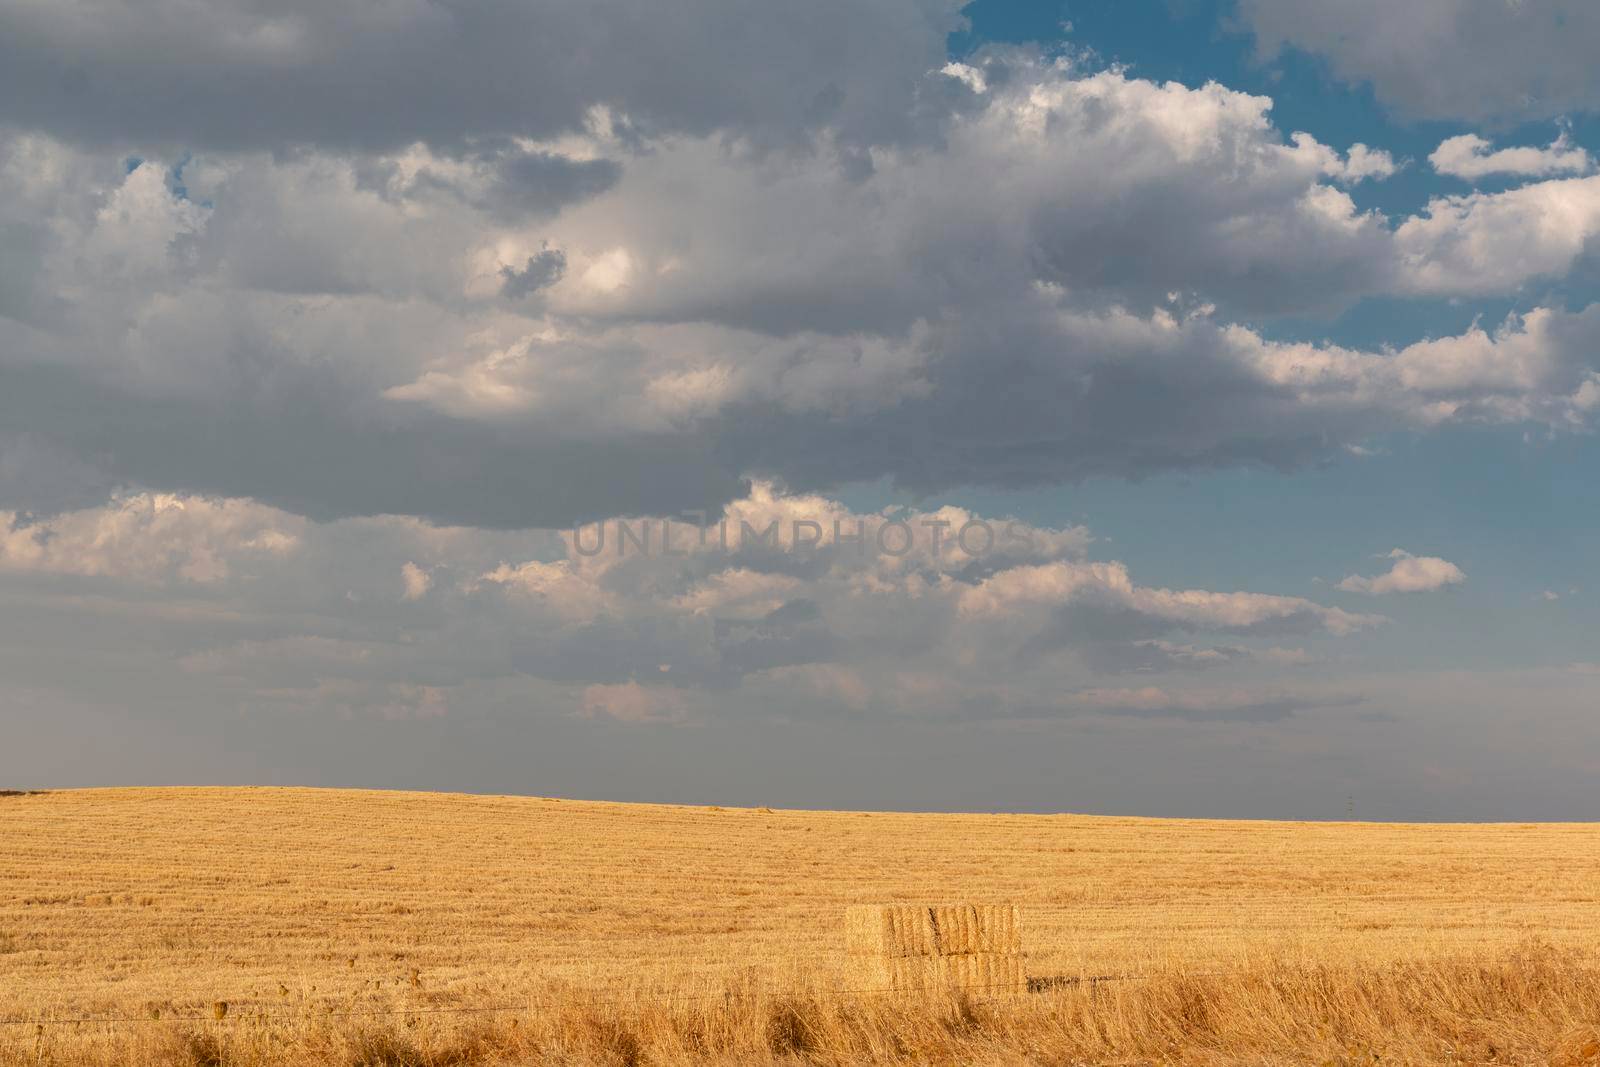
(3, 787), (1600, 1065)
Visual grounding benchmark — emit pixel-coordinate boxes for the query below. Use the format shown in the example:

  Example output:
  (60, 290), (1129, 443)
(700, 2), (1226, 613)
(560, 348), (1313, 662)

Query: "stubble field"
(3, 787), (1599, 1065)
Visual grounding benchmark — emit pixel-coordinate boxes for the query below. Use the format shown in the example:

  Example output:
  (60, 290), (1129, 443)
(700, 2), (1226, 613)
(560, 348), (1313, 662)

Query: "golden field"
(3, 787), (1600, 1065)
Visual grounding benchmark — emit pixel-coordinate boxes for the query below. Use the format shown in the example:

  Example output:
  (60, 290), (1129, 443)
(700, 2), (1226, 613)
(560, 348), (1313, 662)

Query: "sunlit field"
(4, 787), (1600, 1065)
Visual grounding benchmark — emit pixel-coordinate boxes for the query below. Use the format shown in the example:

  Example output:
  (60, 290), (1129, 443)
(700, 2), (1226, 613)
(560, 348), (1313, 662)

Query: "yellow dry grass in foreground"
(2, 787), (1599, 1065)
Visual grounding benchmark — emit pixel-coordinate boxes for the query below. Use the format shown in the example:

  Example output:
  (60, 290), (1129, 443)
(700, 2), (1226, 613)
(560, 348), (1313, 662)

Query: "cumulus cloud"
(1342, 143), (1401, 182)
(1430, 133), (1593, 182)
(1338, 550), (1467, 595)
(0, 493), (301, 584)
(1392, 173), (1600, 296)
(457, 484), (1380, 716)
(1238, 0), (1600, 124)
(7, 52), (1600, 530)
(0, 482), (1377, 726)
(1290, 133), (1398, 183)
(956, 560), (1380, 637)
(538, 64), (1403, 329)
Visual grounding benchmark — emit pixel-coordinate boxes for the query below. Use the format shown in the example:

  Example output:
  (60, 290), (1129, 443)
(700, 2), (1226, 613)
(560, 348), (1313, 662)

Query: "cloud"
(1342, 143), (1400, 183)
(1430, 133), (1593, 182)
(539, 64), (1401, 329)
(1065, 686), (1355, 723)
(0, 493), (301, 584)
(1338, 550), (1467, 595)
(5, 51), (1600, 533)
(475, 151), (622, 223)
(579, 682), (692, 725)
(0, 482), (1377, 725)
(1238, 0), (1600, 124)
(248, 680), (452, 721)
(400, 562), (432, 601)
(0, 0), (966, 152)
(500, 247), (568, 300)
(1081, 640), (1248, 674)
(957, 560), (1382, 637)
(1080, 640), (1315, 675)
(1289, 132), (1398, 183)
(1393, 174), (1600, 296)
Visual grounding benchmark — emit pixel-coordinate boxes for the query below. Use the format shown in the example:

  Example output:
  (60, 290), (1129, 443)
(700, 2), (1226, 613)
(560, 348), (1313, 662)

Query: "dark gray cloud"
(395, 147), (623, 225)
(486, 152), (620, 220)
(501, 247), (568, 300)
(712, 599), (837, 676)
(0, 0), (964, 152)
(1239, 0), (1600, 124)
(0, 359), (747, 529)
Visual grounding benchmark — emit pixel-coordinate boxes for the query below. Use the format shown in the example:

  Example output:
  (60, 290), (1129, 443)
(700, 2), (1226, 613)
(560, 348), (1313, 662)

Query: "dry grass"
(3, 787), (1600, 1064)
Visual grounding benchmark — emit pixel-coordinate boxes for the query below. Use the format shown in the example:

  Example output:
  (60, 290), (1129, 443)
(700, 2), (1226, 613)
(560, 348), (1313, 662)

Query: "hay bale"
(844, 953), (897, 990)
(845, 903), (1024, 957)
(844, 905), (939, 957)
(933, 904), (1021, 955)
(960, 908), (1024, 953)
(845, 953), (1027, 994)
(928, 904), (978, 954)
(937, 952), (1026, 992)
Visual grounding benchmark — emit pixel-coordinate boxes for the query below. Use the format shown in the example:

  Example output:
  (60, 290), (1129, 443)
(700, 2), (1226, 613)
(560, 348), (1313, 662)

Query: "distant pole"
(1346, 794), (1354, 820)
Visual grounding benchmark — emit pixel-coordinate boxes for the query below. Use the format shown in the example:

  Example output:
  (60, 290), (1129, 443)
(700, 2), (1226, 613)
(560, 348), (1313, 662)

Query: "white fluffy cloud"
(0, 493), (301, 583)
(1290, 133), (1398, 184)
(1394, 178), (1600, 298)
(1338, 550), (1467, 595)
(956, 561), (1379, 637)
(1430, 133), (1593, 182)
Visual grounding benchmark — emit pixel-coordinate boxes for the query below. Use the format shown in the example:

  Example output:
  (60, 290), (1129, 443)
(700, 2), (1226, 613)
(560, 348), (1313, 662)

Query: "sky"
(1, 0), (1598, 820)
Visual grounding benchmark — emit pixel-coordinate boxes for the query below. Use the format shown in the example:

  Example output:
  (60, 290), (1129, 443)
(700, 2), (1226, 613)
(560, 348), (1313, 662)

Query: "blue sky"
(1, 0), (1597, 818)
